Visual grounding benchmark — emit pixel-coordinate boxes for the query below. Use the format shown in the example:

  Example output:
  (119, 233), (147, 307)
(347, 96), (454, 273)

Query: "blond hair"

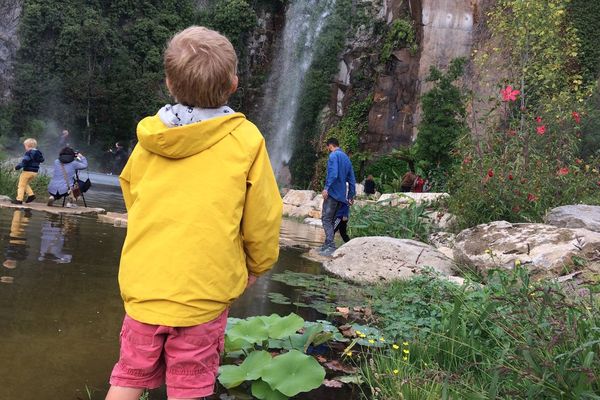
(23, 138), (37, 148)
(164, 26), (238, 108)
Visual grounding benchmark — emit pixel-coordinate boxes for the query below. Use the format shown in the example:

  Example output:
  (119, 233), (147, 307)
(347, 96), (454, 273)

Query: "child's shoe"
(25, 195), (36, 203)
(10, 199), (22, 205)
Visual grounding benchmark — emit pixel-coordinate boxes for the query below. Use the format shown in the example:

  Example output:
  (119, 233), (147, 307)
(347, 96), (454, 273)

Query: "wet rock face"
(454, 221), (600, 279)
(544, 205), (600, 233)
(324, 236), (454, 283)
(0, 0), (21, 100)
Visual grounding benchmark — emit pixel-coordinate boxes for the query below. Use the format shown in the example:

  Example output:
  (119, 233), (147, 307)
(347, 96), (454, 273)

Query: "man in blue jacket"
(320, 138), (356, 256)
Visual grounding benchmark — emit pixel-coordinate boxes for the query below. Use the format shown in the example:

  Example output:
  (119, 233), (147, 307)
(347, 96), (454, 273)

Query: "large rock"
(324, 236), (454, 283)
(454, 221), (600, 278)
(377, 192), (448, 206)
(309, 194), (324, 211)
(545, 205), (600, 233)
(282, 190), (316, 207)
(283, 204), (313, 218)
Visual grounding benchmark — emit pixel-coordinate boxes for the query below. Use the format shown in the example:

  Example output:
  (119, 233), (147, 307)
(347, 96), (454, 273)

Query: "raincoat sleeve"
(119, 157), (135, 212)
(242, 139), (282, 276)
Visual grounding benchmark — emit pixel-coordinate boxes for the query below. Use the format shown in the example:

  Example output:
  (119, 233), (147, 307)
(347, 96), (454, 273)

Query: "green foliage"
(380, 19), (417, 62)
(197, 0), (257, 49)
(349, 203), (432, 242)
(364, 155), (409, 192)
(414, 58), (467, 173)
(219, 313), (327, 398)
(360, 268), (600, 399)
(0, 166), (50, 199)
(569, 0), (600, 84)
(579, 84), (600, 159)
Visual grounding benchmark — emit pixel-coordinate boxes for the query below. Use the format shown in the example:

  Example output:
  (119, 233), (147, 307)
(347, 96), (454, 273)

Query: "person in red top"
(413, 176), (425, 193)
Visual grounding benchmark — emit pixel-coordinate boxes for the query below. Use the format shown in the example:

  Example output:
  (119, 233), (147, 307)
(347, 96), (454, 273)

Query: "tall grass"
(0, 166), (50, 199)
(360, 269), (600, 399)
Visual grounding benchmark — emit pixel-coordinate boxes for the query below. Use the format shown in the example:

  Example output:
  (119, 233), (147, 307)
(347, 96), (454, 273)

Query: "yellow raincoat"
(118, 112), (282, 326)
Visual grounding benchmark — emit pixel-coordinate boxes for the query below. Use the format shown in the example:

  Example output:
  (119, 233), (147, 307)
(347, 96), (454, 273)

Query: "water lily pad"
(268, 292), (292, 305)
(227, 317), (269, 344)
(251, 379), (288, 400)
(261, 350), (326, 397)
(218, 350), (272, 388)
(267, 313), (304, 339)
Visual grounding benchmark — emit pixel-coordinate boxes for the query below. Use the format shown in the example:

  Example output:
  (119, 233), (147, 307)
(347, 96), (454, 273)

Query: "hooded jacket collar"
(137, 111), (246, 159)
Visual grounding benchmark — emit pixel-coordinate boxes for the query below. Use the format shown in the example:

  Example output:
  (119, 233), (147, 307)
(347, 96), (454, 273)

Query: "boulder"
(309, 194), (324, 211)
(377, 192), (448, 206)
(308, 209), (322, 219)
(424, 210), (456, 231)
(454, 221), (600, 278)
(303, 218), (322, 227)
(428, 232), (456, 249)
(282, 204), (313, 218)
(98, 212), (128, 228)
(324, 236), (454, 283)
(282, 190), (316, 207)
(545, 205), (600, 233)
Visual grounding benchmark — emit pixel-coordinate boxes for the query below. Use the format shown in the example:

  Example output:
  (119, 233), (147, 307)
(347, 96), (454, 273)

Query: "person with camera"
(46, 147), (88, 207)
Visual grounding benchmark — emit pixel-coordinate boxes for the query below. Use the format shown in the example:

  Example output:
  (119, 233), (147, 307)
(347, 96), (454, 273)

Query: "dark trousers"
(321, 196), (341, 248)
(334, 218), (350, 243)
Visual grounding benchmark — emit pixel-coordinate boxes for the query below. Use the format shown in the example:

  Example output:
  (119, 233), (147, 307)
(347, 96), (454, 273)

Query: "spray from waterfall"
(259, 0), (337, 184)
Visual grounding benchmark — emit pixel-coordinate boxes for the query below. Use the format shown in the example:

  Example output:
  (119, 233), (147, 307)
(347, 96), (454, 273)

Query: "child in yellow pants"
(13, 138), (44, 204)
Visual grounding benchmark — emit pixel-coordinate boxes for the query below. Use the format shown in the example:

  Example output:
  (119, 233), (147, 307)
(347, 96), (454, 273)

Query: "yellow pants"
(17, 171), (37, 201)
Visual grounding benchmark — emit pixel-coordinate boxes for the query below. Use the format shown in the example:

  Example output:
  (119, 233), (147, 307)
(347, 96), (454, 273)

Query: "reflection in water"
(1, 210), (31, 284)
(38, 215), (75, 263)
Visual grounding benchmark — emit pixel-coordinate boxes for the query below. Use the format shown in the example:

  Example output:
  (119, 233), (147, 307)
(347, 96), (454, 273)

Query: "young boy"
(105, 26), (282, 400)
(13, 138), (44, 204)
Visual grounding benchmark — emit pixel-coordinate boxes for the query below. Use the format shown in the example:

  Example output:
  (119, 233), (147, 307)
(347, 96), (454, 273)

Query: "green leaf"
(261, 350), (326, 397)
(266, 313), (305, 339)
(251, 379), (289, 400)
(218, 350), (272, 388)
(227, 317), (269, 344)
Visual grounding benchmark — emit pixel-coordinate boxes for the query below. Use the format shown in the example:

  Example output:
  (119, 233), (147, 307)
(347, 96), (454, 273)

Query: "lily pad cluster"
(219, 313), (327, 399)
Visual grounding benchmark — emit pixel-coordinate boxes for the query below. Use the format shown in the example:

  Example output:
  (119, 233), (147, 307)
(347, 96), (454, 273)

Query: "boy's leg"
(164, 310), (228, 400)
(105, 386), (145, 400)
(16, 172), (28, 201)
(25, 172), (37, 196)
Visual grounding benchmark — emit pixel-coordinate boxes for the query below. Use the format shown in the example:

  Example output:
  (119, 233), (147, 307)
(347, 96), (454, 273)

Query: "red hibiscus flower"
(487, 169), (494, 177)
(557, 167), (569, 176)
(535, 116), (543, 124)
(572, 111), (581, 124)
(575, 158), (583, 165)
(508, 173), (514, 180)
(527, 193), (538, 202)
(536, 125), (546, 135)
(501, 85), (520, 102)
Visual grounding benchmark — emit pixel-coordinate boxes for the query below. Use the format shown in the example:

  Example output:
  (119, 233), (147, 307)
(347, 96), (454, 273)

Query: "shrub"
(380, 19), (417, 62)
(360, 268), (600, 399)
(348, 203), (431, 242)
(0, 166), (50, 199)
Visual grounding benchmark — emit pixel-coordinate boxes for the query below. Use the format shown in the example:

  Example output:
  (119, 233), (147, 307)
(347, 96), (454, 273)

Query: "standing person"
(46, 147), (88, 207)
(105, 26), (282, 400)
(12, 138), (44, 204)
(333, 202), (351, 243)
(320, 137), (356, 257)
(58, 129), (70, 149)
(111, 142), (128, 175)
(400, 166), (417, 193)
(364, 174), (376, 195)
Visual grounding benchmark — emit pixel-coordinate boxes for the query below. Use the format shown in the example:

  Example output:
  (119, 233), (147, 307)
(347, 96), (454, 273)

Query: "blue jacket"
(16, 149), (44, 172)
(335, 202), (350, 218)
(324, 148), (356, 203)
(47, 156), (88, 196)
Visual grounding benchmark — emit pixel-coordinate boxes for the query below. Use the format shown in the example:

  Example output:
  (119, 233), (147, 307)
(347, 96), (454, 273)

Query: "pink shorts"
(109, 310), (228, 398)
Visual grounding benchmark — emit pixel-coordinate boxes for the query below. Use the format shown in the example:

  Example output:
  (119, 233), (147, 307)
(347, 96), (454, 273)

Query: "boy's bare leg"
(168, 397), (202, 400)
(105, 386), (144, 400)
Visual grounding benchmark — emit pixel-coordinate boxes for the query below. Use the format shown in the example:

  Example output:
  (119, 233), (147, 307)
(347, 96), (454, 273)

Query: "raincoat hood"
(137, 112), (247, 159)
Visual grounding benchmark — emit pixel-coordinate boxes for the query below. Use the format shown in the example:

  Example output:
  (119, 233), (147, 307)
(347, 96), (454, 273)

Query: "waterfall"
(259, 0), (337, 183)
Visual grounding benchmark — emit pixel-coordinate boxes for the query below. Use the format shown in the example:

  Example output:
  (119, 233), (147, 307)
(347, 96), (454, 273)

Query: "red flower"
(512, 205), (521, 213)
(597, 181), (600, 188)
(487, 169), (494, 177)
(463, 156), (472, 164)
(535, 116), (543, 124)
(508, 173), (514, 180)
(572, 111), (581, 124)
(527, 193), (538, 202)
(536, 125), (546, 135)
(501, 85), (520, 102)
(507, 130), (517, 137)
(557, 167), (569, 176)
(575, 158), (583, 165)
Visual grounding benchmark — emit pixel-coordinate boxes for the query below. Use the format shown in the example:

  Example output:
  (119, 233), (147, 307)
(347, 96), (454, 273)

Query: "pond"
(0, 185), (354, 400)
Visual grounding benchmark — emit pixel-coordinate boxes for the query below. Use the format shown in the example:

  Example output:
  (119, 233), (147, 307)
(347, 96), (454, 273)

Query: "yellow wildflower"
(393, 369), (399, 374)
(403, 356), (408, 361)
(485, 249), (491, 254)
(368, 339), (376, 344)
(379, 337), (386, 342)
(359, 333), (366, 338)
(345, 351), (353, 356)
(403, 349), (410, 354)
(355, 330), (363, 336)
(515, 259), (521, 267)
(402, 341), (409, 346)
(392, 344), (400, 350)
